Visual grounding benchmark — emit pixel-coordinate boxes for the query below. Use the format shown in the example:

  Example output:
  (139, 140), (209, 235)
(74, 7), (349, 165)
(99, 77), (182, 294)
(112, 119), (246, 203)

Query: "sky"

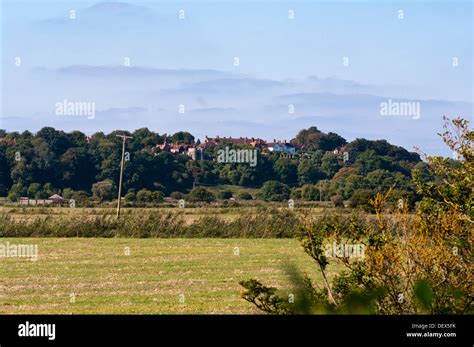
(0, 0), (472, 156)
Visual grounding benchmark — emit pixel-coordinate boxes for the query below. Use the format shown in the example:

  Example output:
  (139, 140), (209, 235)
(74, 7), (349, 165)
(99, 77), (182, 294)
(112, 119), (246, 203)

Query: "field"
(0, 238), (343, 314)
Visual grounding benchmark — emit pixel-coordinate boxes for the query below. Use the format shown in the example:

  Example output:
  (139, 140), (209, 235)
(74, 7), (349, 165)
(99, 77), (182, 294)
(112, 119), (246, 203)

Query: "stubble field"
(0, 237), (343, 314)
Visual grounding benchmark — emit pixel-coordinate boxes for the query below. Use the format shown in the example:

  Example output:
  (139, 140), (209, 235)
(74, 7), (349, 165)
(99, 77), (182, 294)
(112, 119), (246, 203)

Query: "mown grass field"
(0, 238), (343, 314)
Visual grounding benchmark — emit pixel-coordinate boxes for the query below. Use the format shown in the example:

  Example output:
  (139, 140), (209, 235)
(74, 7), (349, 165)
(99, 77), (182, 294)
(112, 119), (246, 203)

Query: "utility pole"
(116, 134), (133, 218)
(319, 181), (322, 203)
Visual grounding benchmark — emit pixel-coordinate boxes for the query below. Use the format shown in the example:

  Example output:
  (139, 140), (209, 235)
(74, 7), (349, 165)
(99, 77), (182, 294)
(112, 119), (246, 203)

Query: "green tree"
(321, 152), (341, 178)
(301, 184), (320, 201)
(27, 183), (42, 198)
(0, 149), (11, 196)
(349, 188), (375, 212)
(43, 183), (54, 197)
(136, 189), (153, 202)
(292, 127), (346, 151)
(273, 158), (298, 184)
(297, 160), (324, 185)
(125, 191), (136, 202)
(171, 131), (194, 145)
(92, 180), (116, 202)
(258, 181), (290, 201)
(354, 150), (392, 176)
(188, 187), (215, 202)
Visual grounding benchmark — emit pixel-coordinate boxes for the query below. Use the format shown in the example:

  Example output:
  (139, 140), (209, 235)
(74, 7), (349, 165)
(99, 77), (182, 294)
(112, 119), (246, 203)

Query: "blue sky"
(0, 0), (472, 155)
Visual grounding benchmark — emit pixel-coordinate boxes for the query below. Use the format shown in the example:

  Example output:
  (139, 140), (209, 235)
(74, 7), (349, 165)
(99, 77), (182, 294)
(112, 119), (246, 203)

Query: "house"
(169, 144), (187, 155)
(267, 140), (296, 154)
(157, 141), (171, 152)
(187, 147), (204, 160)
(203, 136), (267, 149)
(156, 135), (299, 159)
(19, 196), (60, 205)
(48, 194), (66, 204)
(156, 141), (191, 155)
(0, 137), (16, 145)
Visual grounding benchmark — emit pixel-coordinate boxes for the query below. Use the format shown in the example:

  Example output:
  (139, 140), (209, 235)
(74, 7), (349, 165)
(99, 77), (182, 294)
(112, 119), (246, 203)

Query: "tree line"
(0, 126), (428, 207)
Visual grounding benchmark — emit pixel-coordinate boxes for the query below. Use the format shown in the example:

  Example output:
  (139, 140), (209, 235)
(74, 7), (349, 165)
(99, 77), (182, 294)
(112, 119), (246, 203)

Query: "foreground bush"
(240, 117), (473, 315)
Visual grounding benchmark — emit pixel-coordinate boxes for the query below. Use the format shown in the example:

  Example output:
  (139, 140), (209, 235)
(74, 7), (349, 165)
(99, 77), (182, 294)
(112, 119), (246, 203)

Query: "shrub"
(125, 192), (136, 202)
(387, 189), (416, 211)
(9, 183), (26, 198)
(170, 191), (184, 200)
(330, 195), (345, 208)
(301, 184), (320, 201)
(62, 188), (75, 199)
(290, 188), (302, 200)
(7, 191), (19, 202)
(218, 190), (233, 200)
(136, 189), (156, 202)
(71, 191), (89, 205)
(258, 181), (290, 201)
(61, 189), (89, 206)
(240, 117), (473, 315)
(92, 180), (116, 202)
(151, 191), (164, 202)
(188, 187), (215, 202)
(237, 191), (253, 200)
(350, 188), (375, 212)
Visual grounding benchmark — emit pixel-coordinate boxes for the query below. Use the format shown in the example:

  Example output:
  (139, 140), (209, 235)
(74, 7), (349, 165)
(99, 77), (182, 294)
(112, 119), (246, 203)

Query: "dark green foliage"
(0, 127), (421, 201)
(188, 187), (215, 202)
(91, 179), (116, 202)
(273, 158), (298, 184)
(171, 131), (194, 145)
(217, 190), (233, 200)
(292, 126), (346, 152)
(350, 189), (376, 212)
(257, 181), (290, 201)
(301, 184), (320, 201)
(125, 191), (136, 202)
(413, 280), (434, 311)
(136, 189), (164, 203)
(237, 191), (253, 200)
(290, 188), (302, 200)
(0, 148), (11, 195)
(297, 159), (325, 185)
(170, 191), (184, 200)
(239, 279), (292, 314)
